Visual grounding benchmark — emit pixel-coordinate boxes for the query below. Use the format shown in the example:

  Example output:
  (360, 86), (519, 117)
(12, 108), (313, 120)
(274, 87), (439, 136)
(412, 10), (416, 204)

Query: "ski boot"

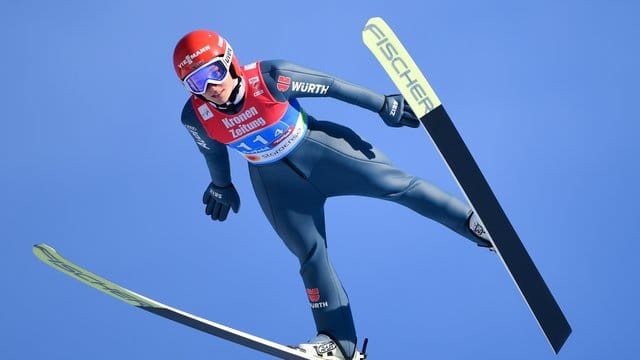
(468, 211), (494, 250)
(293, 334), (367, 360)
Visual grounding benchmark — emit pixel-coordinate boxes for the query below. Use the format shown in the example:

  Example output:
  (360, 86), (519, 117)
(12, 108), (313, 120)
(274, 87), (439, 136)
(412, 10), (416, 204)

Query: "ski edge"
(32, 243), (320, 360)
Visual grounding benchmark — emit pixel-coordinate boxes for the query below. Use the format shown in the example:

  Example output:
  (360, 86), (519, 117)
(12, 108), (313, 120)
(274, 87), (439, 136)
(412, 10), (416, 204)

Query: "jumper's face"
(201, 72), (235, 104)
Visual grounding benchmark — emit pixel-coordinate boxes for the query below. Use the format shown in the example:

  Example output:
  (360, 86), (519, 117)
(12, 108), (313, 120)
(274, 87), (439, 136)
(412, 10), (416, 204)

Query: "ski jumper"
(181, 60), (481, 357)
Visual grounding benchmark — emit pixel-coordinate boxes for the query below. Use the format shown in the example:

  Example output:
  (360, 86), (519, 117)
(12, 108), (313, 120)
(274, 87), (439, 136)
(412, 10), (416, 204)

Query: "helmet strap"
(199, 77), (246, 113)
(228, 77), (245, 105)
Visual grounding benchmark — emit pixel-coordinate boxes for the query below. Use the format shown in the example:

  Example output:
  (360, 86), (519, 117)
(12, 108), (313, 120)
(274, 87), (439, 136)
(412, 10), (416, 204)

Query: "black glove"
(202, 182), (240, 221)
(378, 94), (420, 128)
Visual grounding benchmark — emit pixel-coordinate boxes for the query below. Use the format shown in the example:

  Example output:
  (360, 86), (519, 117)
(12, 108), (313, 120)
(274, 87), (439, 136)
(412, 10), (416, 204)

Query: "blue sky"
(2, 0), (639, 359)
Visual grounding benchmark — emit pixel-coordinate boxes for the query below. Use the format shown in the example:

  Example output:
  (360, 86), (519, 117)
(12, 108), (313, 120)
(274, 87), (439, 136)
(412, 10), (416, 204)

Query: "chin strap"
(227, 77), (245, 105)
(200, 77), (245, 113)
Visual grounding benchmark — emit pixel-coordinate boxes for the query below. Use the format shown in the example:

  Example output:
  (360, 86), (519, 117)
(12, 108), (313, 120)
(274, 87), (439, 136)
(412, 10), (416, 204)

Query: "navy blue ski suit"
(181, 60), (483, 357)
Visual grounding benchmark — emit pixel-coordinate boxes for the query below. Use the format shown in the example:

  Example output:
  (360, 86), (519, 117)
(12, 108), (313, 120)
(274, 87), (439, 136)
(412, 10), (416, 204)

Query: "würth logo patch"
(306, 288), (320, 302)
(277, 75), (291, 92)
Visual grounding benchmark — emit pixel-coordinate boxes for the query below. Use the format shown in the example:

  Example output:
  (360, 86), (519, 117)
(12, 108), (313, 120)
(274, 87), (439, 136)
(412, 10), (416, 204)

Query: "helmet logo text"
(178, 44), (212, 69)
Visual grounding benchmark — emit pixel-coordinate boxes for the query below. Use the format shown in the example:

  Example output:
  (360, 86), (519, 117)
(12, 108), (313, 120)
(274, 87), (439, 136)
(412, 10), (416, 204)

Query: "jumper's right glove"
(202, 182), (240, 221)
(378, 94), (420, 128)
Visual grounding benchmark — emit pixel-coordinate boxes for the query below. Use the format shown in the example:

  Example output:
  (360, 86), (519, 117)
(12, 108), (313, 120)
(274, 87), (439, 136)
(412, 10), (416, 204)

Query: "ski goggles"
(182, 45), (233, 94)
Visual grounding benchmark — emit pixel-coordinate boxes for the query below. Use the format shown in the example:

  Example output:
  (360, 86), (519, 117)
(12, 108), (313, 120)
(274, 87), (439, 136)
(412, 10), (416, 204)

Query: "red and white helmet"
(173, 30), (243, 93)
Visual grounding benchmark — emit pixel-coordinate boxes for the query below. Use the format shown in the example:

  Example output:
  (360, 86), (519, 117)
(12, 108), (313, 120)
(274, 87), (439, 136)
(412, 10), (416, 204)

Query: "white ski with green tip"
(33, 243), (348, 360)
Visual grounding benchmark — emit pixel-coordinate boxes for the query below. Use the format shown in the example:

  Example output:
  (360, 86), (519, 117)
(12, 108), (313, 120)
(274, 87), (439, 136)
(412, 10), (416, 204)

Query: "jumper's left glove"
(378, 94), (420, 128)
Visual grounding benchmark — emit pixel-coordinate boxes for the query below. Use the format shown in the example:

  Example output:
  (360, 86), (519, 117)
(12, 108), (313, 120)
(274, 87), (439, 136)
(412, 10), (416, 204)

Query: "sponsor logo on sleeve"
(277, 75), (291, 92)
(276, 75), (329, 95)
(291, 81), (329, 95)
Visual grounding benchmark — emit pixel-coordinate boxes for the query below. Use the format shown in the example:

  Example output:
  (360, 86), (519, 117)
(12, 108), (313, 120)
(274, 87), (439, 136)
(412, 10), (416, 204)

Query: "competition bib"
(191, 61), (308, 164)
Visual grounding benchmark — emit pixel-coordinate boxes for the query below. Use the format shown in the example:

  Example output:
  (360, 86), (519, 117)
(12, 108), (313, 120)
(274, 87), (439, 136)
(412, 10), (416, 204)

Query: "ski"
(362, 17), (571, 353)
(33, 243), (328, 360)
